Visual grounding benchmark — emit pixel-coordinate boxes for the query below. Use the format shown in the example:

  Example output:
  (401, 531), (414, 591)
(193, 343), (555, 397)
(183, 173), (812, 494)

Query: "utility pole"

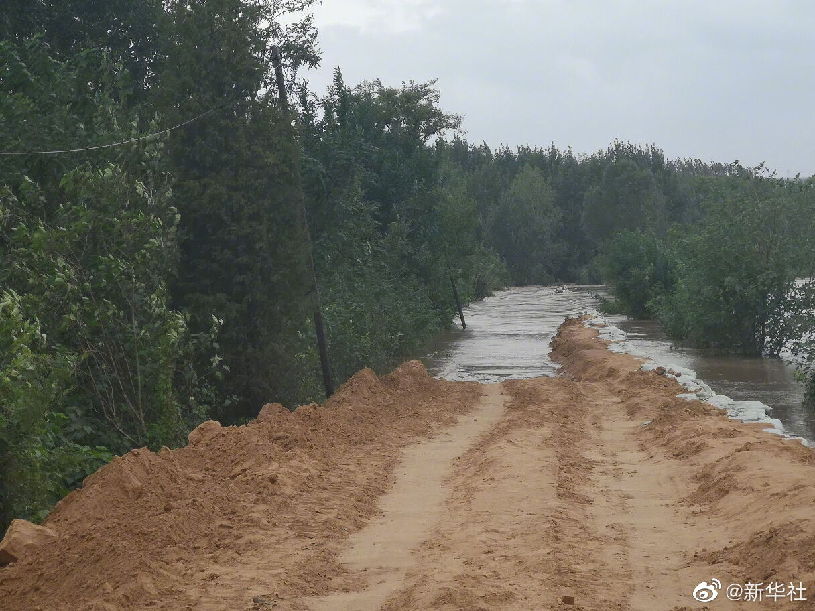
(271, 45), (334, 398)
(450, 273), (467, 329)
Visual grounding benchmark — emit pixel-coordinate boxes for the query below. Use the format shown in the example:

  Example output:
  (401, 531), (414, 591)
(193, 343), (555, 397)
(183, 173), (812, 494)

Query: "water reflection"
(423, 285), (814, 443)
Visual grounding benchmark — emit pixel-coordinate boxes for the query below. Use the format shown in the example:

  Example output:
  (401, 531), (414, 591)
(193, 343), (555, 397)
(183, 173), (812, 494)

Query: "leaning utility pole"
(450, 273), (467, 329)
(271, 45), (334, 398)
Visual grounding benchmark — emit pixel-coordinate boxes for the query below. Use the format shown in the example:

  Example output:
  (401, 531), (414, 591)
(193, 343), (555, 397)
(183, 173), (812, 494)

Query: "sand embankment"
(1, 319), (814, 610)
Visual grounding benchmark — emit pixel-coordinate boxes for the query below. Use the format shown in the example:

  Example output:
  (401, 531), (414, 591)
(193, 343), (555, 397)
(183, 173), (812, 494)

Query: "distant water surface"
(423, 285), (813, 442)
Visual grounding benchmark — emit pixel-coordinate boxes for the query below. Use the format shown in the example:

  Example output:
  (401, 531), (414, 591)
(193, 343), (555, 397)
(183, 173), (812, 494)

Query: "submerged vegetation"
(598, 171), (815, 381)
(1, 0), (814, 528)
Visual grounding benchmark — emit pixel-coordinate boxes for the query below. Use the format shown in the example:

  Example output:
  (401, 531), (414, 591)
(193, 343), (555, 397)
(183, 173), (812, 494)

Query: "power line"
(0, 102), (228, 156)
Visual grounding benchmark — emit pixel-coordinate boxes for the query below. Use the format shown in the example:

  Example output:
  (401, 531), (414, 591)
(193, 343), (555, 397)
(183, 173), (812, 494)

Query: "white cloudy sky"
(304, 0), (814, 176)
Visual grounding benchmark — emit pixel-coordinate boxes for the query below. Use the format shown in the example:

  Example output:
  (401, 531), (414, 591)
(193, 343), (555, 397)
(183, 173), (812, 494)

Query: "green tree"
(488, 165), (561, 284)
(582, 158), (666, 247)
(656, 179), (815, 355)
(0, 290), (76, 526)
(599, 230), (675, 318)
(158, 0), (320, 419)
(0, 26), (217, 526)
(299, 74), (505, 383)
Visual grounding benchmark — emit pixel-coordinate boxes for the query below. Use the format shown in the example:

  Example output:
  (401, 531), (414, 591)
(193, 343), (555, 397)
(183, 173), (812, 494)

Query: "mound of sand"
(0, 361), (479, 610)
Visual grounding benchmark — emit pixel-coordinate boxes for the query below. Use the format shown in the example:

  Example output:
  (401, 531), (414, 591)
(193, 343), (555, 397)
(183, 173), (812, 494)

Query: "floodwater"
(423, 285), (600, 382)
(606, 316), (815, 441)
(423, 285), (814, 443)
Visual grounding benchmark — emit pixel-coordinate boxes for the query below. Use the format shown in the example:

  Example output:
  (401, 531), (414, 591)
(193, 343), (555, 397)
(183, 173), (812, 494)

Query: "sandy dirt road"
(309, 384), (507, 611)
(305, 320), (815, 610)
(366, 369), (711, 610)
(2, 320), (815, 610)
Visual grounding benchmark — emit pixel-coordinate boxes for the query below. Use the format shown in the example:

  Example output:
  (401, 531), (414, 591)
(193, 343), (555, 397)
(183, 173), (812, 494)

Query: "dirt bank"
(1, 319), (814, 610)
(0, 363), (480, 610)
(552, 318), (815, 609)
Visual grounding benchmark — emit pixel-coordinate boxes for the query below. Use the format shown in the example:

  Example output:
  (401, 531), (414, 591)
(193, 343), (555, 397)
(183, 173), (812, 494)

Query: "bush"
(598, 230), (675, 318)
(0, 291), (114, 526)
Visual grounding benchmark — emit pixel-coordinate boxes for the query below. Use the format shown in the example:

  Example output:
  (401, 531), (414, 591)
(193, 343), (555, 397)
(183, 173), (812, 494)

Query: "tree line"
(2, 0), (813, 529)
(597, 163), (815, 403)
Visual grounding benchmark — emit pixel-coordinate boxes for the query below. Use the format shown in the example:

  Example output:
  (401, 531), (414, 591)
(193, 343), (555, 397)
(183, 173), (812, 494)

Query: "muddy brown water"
(423, 285), (601, 382)
(423, 285), (815, 443)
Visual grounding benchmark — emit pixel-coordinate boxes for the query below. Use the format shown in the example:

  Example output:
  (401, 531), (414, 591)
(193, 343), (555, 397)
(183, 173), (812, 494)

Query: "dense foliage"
(598, 167), (815, 401)
(2, 1), (814, 528)
(599, 172), (815, 343)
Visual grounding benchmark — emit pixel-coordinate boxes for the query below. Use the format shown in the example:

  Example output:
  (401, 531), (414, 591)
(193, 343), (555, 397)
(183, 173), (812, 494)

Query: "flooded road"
(423, 285), (600, 382)
(424, 285), (815, 443)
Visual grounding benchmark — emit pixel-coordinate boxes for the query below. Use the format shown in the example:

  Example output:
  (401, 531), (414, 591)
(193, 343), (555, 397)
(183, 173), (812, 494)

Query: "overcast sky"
(305, 0), (814, 177)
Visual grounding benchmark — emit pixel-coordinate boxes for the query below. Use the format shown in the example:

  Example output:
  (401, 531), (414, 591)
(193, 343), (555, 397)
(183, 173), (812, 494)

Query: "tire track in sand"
(379, 376), (631, 610)
(308, 384), (507, 611)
